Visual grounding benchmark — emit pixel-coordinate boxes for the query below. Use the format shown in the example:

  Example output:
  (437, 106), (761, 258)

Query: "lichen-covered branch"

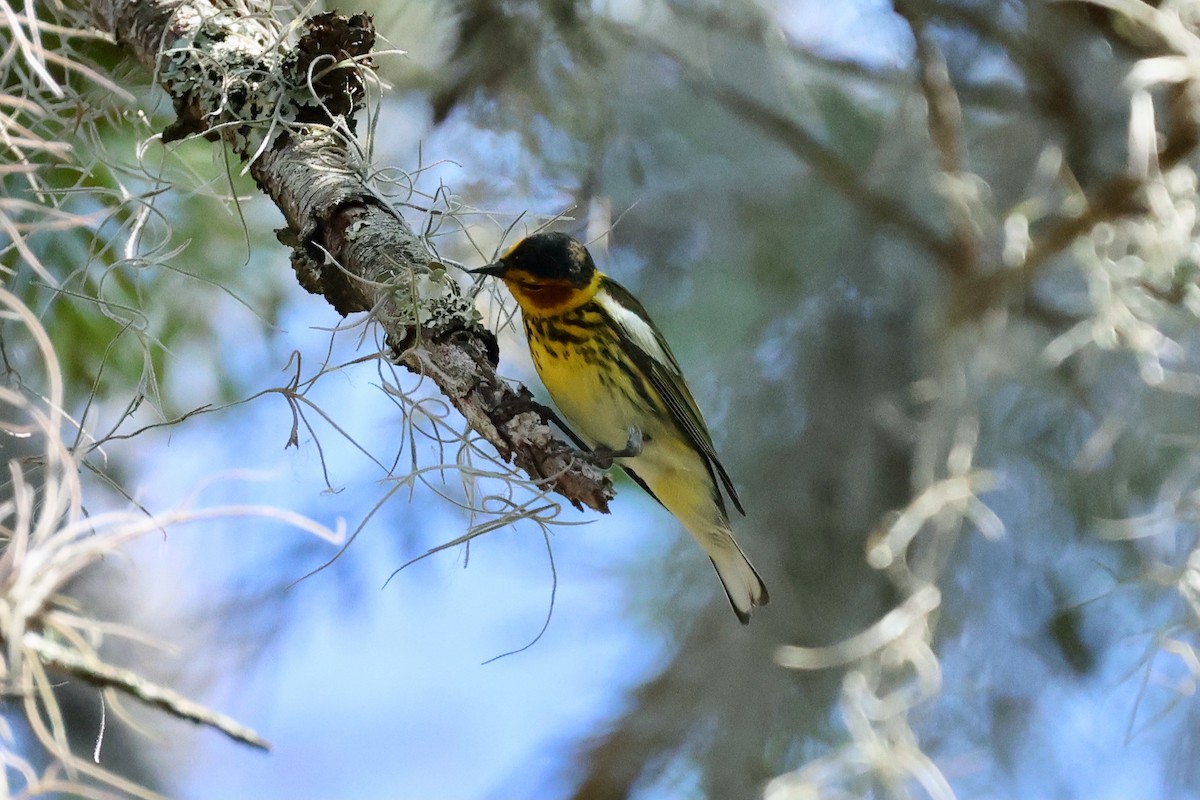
(26, 631), (271, 751)
(948, 77), (1200, 322)
(85, 0), (613, 511)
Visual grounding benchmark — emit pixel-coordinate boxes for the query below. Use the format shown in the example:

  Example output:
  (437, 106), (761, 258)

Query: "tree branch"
(664, 0), (1026, 113)
(85, 0), (613, 512)
(952, 79), (1200, 321)
(894, 1), (979, 280)
(26, 631), (271, 751)
(604, 21), (956, 264)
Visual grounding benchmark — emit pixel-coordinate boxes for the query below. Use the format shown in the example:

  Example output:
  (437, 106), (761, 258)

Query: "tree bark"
(86, 0), (613, 511)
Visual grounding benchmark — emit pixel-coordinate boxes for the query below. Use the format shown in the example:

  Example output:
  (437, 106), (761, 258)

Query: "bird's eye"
(522, 283), (544, 293)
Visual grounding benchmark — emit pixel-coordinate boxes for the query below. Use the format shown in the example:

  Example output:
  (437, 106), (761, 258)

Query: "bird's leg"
(496, 390), (646, 468)
(588, 426), (646, 469)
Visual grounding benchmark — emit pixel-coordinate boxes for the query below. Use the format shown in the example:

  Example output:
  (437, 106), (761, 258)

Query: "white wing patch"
(596, 289), (674, 369)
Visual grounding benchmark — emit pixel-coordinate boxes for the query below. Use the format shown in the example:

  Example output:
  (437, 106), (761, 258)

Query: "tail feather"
(707, 533), (769, 624)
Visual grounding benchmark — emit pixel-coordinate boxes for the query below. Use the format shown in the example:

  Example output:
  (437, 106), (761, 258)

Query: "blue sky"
(116, 251), (677, 796)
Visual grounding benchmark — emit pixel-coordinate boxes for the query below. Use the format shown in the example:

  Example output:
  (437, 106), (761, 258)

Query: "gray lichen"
(89, 0), (613, 511)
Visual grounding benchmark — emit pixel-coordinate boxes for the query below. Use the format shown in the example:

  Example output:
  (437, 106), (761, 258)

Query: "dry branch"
(895, 1), (980, 280)
(604, 21), (957, 265)
(26, 631), (271, 751)
(85, 0), (613, 512)
(948, 76), (1200, 321)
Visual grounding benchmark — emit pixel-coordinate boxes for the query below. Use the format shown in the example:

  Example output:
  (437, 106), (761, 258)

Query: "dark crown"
(502, 232), (596, 286)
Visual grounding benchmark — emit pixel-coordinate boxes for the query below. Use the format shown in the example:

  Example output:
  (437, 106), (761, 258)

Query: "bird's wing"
(595, 277), (745, 516)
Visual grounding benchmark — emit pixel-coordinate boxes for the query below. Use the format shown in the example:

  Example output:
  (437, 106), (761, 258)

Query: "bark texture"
(87, 0), (613, 511)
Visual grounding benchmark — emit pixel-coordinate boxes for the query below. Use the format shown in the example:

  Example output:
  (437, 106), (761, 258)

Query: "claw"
(589, 426), (646, 468)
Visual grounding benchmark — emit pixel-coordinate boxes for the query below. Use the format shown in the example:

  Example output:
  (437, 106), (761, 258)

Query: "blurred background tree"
(5, 0), (1200, 798)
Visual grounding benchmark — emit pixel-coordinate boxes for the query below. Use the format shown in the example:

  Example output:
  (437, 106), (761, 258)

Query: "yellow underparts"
(516, 276), (731, 561)
(526, 306), (726, 536)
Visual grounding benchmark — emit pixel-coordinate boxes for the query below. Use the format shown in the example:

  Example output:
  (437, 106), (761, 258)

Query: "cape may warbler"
(472, 233), (768, 623)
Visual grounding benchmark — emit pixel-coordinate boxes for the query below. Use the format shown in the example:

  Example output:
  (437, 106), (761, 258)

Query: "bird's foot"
(589, 426), (646, 469)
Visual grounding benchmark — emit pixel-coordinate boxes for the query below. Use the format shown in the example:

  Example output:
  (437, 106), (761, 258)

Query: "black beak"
(469, 262), (506, 278)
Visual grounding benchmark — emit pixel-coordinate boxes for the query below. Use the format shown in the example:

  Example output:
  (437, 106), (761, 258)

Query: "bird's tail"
(698, 524), (769, 624)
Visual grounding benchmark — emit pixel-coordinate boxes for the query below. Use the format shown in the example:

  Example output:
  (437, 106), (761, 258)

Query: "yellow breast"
(523, 306), (657, 450)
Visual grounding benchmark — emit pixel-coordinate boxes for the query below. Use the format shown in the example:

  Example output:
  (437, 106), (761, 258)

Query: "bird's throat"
(508, 271), (602, 317)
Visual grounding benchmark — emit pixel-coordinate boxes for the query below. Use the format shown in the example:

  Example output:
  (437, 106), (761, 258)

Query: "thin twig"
(25, 632), (271, 751)
(1022, 82), (1200, 277)
(604, 21), (955, 264)
(665, 0), (1025, 112)
(894, 1), (979, 279)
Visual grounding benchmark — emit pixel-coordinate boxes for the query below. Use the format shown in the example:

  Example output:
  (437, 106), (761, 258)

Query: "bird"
(471, 232), (768, 623)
